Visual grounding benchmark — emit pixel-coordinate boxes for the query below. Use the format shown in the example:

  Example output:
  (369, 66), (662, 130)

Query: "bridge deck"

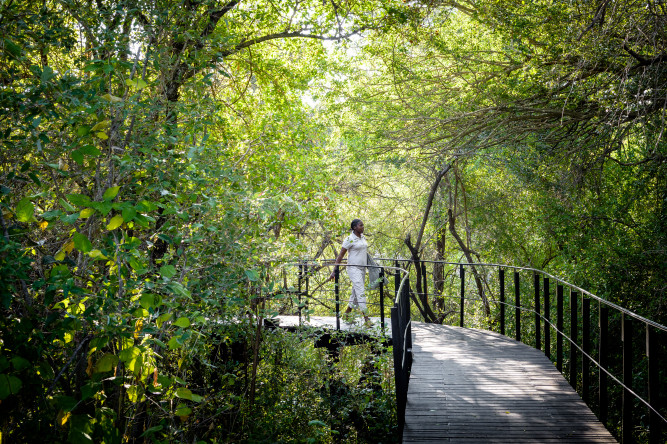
(404, 323), (617, 443)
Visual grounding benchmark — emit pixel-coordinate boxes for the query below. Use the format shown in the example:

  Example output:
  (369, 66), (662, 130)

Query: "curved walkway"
(404, 323), (617, 443)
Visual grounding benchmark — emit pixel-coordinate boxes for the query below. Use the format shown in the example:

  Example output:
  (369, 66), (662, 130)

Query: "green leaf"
(126, 78), (148, 89)
(160, 265), (177, 279)
(122, 206), (137, 222)
(71, 145), (101, 165)
(66, 194), (92, 207)
(173, 317), (190, 328)
(167, 336), (182, 350)
(72, 150), (84, 165)
(245, 269), (259, 282)
(77, 126), (91, 137)
(61, 212), (80, 224)
(10, 356), (30, 371)
(88, 249), (107, 260)
(0, 374), (22, 399)
(68, 414), (94, 444)
(175, 387), (193, 400)
(129, 258), (147, 274)
(118, 346), (141, 372)
(156, 313), (172, 328)
(127, 385), (144, 403)
(41, 66), (54, 83)
(16, 198), (34, 222)
(3, 38), (22, 58)
(28, 172), (41, 186)
(40, 210), (63, 221)
(79, 145), (101, 156)
(139, 425), (163, 438)
(103, 186), (120, 201)
(80, 208), (95, 219)
(174, 404), (192, 417)
(139, 293), (162, 309)
(60, 198), (76, 212)
(80, 381), (102, 401)
(90, 120), (110, 131)
(72, 232), (92, 253)
(106, 214), (124, 230)
(101, 94), (122, 103)
(133, 213), (149, 227)
(93, 354), (119, 374)
(91, 200), (113, 216)
(167, 282), (190, 298)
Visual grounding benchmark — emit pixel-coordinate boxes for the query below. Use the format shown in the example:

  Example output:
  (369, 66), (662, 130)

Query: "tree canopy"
(1, 0), (665, 442)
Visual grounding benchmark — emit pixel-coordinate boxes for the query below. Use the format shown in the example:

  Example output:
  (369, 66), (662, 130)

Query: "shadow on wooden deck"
(403, 322), (617, 443)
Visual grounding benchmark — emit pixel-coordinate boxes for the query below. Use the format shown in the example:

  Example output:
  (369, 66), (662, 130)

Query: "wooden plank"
(403, 323), (617, 443)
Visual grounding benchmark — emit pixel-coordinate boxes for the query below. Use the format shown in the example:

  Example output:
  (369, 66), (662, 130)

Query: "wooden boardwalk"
(404, 323), (617, 443)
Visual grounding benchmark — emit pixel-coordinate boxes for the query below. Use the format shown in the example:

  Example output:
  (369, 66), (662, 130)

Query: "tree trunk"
(448, 209), (491, 317)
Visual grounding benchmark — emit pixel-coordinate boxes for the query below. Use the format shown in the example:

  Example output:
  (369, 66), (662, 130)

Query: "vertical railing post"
(544, 277), (550, 358)
(304, 263), (309, 316)
(582, 297), (590, 404)
(421, 262), (428, 309)
(499, 268), (506, 336)
(403, 277), (412, 372)
(570, 290), (578, 389)
(379, 268), (385, 332)
(647, 325), (661, 444)
(534, 273), (541, 351)
(460, 264), (465, 328)
(599, 304), (609, 425)
(391, 274), (411, 435)
(334, 266), (340, 331)
(514, 271), (521, 342)
(557, 285), (564, 372)
(394, 260), (400, 300)
(401, 276), (410, 344)
(390, 304), (404, 433)
(622, 314), (634, 444)
(298, 263), (303, 324)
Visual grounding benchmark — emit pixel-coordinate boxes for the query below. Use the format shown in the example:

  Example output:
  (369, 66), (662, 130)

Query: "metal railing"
(275, 260), (413, 434)
(378, 259), (666, 444)
(274, 258), (666, 443)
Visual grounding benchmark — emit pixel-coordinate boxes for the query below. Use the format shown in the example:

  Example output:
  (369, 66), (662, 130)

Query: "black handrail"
(370, 258), (666, 444)
(277, 260), (413, 435)
(276, 258), (666, 442)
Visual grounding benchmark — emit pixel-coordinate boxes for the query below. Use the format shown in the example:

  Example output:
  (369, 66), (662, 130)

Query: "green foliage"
(1, 0), (664, 442)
